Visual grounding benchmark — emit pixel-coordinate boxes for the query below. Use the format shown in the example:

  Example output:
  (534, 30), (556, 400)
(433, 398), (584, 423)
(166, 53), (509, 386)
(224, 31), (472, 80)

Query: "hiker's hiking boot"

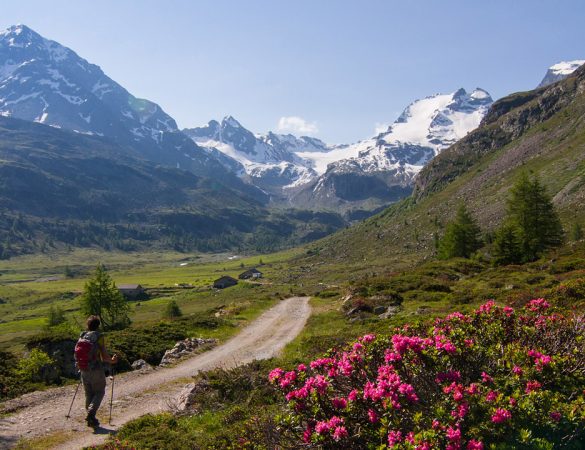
(86, 413), (99, 428)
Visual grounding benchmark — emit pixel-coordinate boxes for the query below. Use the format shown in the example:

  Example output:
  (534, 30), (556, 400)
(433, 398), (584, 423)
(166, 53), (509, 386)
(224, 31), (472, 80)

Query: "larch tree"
(80, 263), (130, 330)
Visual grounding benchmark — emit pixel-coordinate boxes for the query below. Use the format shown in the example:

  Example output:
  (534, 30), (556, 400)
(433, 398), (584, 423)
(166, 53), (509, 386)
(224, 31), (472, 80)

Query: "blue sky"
(2, 1), (584, 142)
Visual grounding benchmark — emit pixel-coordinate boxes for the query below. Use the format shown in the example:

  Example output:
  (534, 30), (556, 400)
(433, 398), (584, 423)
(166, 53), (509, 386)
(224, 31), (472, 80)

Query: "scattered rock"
(159, 337), (217, 366)
(373, 305), (387, 315)
(131, 359), (152, 371)
(379, 305), (401, 319)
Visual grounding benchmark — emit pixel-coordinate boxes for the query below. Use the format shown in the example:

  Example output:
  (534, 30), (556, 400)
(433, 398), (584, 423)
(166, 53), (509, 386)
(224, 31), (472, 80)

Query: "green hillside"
(306, 65), (585, 277)
(0, 117), (347, 257)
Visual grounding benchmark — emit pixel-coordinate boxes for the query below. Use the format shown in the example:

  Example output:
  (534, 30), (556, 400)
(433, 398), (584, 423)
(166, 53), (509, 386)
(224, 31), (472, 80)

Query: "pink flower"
(467, 440), (484, 450)
(446, 426), (461, 442)
(418, 443), (432, 450)
(348, 389), (358, 401)
(315, 421), (330, 434)
(268, 367), (284, 383)
(481, 372), (493, 384)
(526, 298), (550, 312)
(331, 397), (348, 409)
(466, 383), (479, 395)
(302, 425), (313, 443)
(478, 300), (496, 314)
(313, 375), (330, 394)
(368, 408), (379, 423)
(525, 380), (542, 393)
(328, 416), (343, 428)
(509, 397), (517, 407)
(353, 342), (364, 352)
(297, 363), (307, 372)
(279, 370), (297, 389)
(332, 426), (348, 441)
(432, 419), (441, 430)
(388, 430), (403, 447)
(491, 408), (512, 424)
(435, 370), (462, 384)
(406, 432), (415, 444)
(512, 365), (523, 375)
(503, 306), (514, 317)
(361, 334), (376, 343)
(550, 411), (562, 422)
(485, 391), (498, 402)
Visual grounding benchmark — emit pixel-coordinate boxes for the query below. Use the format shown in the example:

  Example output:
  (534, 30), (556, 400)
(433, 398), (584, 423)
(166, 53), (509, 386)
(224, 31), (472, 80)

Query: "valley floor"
(0, 296), (311, 450)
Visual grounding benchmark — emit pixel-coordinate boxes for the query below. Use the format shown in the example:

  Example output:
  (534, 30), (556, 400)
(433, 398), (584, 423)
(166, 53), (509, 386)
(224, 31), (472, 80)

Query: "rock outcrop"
(159, 337), (217, 366)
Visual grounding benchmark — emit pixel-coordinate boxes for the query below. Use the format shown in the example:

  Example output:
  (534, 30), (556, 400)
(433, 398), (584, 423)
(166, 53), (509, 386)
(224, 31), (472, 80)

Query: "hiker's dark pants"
(81, 368), (106, 417)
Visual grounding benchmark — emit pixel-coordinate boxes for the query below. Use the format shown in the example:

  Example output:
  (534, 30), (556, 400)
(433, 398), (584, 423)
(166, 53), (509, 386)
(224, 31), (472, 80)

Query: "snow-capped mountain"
(538, 60), (585, 88)
(184, 116), (327, 193)
(186, 88), (492, 208)
(0, 24), (231, 180)
(291, 88), (493, 209)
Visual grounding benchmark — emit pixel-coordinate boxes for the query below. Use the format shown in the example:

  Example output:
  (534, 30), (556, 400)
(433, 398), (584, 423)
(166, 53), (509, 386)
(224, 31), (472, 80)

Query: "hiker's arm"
(98, 339), (118, 364)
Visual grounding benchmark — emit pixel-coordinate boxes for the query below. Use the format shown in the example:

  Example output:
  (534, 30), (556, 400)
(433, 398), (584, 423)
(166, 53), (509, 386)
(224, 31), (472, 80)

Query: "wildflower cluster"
(271, 299), (585, 448)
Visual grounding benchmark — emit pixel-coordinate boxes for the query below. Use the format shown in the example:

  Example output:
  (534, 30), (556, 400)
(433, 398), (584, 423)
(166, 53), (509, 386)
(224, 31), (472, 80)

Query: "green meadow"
(0, 247), (303, 351)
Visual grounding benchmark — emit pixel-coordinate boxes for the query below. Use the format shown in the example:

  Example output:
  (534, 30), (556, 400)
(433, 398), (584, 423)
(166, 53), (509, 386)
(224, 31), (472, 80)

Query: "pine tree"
(506, 173), (563, 261)
(438, 205), (483, 259)
(80, 264), (130, 330)
(492, 223), (523, 265)
(163, 299), (183, 320)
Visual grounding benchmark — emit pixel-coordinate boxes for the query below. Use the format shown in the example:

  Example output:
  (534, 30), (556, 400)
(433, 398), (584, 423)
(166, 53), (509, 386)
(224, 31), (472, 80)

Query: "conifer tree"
(438, 204), (483, 259)
(492, 223), (523, 265)
(506, 173), (563, 261)
(80, 264), (130, 330)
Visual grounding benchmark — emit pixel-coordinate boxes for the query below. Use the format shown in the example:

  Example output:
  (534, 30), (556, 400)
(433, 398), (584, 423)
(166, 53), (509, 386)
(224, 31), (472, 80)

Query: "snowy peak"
(538, 60), (585, 88)
(381, 87), (492, 150)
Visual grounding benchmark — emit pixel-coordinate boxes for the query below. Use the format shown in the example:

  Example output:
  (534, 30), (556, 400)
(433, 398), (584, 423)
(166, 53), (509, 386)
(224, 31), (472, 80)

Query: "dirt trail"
(0, 297), (311, 450)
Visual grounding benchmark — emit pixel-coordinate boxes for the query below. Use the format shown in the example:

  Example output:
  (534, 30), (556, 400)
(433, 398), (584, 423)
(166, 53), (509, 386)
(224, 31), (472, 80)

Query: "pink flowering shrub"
(271, 300), (585, 449)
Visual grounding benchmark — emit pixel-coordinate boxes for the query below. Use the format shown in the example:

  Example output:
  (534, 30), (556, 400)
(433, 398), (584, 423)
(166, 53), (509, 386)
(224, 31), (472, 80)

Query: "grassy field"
(0, 247), (304, 351)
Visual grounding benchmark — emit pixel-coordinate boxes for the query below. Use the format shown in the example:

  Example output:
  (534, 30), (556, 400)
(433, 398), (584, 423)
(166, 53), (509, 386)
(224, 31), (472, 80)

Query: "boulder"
(379, 305), (401, 319)
(131, 359), (152, 371)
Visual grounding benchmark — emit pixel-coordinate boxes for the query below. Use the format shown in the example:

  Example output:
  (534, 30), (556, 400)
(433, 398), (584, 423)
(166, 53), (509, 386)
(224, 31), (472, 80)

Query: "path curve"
(0, 297), (311, 450)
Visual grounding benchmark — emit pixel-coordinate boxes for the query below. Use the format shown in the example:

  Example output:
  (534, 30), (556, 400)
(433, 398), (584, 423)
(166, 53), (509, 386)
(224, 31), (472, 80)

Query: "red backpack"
(74, 331), (100, 370)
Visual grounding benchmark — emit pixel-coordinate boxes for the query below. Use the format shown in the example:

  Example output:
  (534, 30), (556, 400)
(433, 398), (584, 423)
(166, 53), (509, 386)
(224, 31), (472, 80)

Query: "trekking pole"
(66, 376), (82, 419)
(109, 366), (115, 425)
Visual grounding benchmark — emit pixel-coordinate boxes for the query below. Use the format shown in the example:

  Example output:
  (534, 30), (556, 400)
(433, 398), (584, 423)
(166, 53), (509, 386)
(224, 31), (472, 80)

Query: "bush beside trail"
(271, 300), (585, 449)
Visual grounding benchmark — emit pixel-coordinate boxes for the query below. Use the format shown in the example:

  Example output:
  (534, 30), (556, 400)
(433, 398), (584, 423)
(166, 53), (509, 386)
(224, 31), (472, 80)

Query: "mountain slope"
(0, 24), (264, 200)
(0, 116), (346, 257)
(307, 65), (585, 271)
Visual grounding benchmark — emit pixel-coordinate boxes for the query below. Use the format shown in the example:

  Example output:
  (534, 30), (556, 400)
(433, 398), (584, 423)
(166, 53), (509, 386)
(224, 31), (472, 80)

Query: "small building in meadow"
(238, 268), (263, 280)
(118, 284), (145, 299)
(213, 276), (238, 289)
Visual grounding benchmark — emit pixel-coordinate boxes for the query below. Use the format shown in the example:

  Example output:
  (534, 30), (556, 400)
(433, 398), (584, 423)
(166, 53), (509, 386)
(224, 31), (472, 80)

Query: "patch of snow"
(549, 60), (585, 76)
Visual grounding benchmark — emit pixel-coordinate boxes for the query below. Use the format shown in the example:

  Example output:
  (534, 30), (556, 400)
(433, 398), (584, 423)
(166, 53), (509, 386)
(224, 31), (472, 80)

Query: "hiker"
(74, 315), (118, 427)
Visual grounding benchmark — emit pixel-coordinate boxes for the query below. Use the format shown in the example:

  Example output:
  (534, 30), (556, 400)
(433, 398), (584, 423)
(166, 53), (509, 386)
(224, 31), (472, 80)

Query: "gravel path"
(0, 297), (311, 450)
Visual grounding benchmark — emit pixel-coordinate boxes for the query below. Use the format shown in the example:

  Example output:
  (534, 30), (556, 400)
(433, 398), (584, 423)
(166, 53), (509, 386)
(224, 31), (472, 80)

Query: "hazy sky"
(2, 1), (584, 142)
